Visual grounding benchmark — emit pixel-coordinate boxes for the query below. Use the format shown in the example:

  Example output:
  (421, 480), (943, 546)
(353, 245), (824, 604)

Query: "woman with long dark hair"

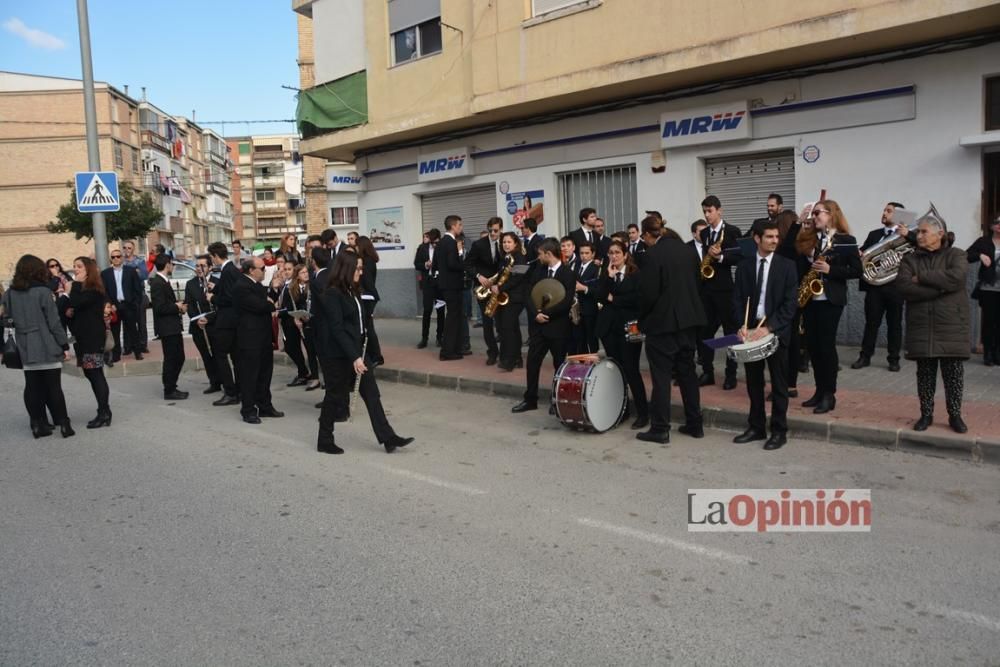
(595, 240), (649, 428)
(314, 252), (413, 455)
(1, 254), (73, 438)
(281, 263), (321, 389)
(967, 214), (1000, 366)
(67, 256), (113, 428)
(277, 233), (303, 265)
(355, 236), (384, 366)
(494, 231), (527, 371)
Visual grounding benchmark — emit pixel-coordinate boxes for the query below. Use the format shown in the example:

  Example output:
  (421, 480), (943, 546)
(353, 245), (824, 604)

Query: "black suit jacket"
(698, 221), (742, 293)
(627, 240), (647, 259)
(233, 275), (275, 350)
(576, 261), (600, 317)
(595, 269), (640, 339)
(184, 276), (213, 334)
(100, 265), (143, 307)
(569, 228), (596, 259)
(315, 287), (365, 361)
(413, 242), (434, 291)
(432, 234), (465, 292)
(526, 263), (577, 340)
(795, 233), (862, 307)
(212, 261), (242, 330)
(360, 257), (379, 302)
(524, 234), (543, 263)
(465, 236), (501, 281)
(498, 253), (529, 305)
(593, 234), (611, 262)
(732, 254), (799, 346)
(638, 238), (706, 335)
(150, 274), (183, 337)
(967, 235), (999, 298)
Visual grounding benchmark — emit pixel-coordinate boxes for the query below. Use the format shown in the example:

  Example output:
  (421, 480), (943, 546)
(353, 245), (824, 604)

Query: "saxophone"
(484, 255), (514, 318)
(700, 226), (725, 280)
(798, 239), (834, 308)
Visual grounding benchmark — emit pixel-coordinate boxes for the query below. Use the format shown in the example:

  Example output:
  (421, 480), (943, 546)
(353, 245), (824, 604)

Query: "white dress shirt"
(754, 252), (773, 320)
(112, 266), (125, 301)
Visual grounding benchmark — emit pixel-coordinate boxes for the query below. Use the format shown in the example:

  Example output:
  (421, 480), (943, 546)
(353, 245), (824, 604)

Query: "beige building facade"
(228, 135), (306, 247)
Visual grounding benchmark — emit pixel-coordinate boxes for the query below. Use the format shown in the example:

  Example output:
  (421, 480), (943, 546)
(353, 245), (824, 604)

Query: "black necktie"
(492, 241), (499, 262)
(710, 230), (717, 245)
(548, 268), (555, 278)
(617, 272), (623, 285)
(884, 229), (893, 239)
(757, 258), (766, 314)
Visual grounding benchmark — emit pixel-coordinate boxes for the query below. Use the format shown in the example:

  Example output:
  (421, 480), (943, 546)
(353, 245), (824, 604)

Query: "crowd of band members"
(3, 195), (997, 446)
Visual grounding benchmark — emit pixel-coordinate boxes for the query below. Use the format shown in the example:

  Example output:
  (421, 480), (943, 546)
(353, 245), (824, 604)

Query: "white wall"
(313, 0), (366, 85)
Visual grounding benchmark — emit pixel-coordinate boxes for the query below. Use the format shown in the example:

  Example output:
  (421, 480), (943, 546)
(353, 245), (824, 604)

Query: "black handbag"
(2, 329), (22, 369)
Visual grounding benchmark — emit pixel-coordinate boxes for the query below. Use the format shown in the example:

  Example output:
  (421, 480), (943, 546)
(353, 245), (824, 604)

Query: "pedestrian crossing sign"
(75, 171), (120, 212)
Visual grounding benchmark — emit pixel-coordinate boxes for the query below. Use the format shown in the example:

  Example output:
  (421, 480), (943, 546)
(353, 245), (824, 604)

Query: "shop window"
(331, 206), (359, 226)
(987, 75), (1000, 131)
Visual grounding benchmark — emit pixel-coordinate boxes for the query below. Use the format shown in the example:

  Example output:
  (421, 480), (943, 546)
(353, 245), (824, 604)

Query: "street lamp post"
(76, 0), (109, 268)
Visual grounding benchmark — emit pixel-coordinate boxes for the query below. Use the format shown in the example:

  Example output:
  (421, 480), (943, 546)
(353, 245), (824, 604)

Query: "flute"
(349, 337), (368, 422)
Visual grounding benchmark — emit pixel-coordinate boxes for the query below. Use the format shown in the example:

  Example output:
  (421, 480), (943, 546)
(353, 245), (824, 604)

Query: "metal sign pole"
(76, 0), (109, 268)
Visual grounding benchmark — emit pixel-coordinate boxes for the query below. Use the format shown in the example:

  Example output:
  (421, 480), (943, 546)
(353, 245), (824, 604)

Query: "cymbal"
(530, 278), (565, 312)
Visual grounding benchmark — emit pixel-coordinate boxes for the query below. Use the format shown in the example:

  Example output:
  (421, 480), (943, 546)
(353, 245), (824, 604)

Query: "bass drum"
(552, 357), (627, 433)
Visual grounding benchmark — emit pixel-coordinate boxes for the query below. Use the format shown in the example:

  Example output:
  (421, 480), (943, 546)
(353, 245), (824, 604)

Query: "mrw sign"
(660, 102), (752, 149)
(75, 171), (120, 212)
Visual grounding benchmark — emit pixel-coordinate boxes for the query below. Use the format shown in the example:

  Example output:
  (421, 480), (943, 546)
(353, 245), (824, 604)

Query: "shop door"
(559, 164), (637, 235)
(705, 150), (795, 233)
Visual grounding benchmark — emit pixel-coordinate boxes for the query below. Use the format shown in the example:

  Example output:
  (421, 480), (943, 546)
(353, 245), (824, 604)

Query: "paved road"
(2, 371), (999, 665)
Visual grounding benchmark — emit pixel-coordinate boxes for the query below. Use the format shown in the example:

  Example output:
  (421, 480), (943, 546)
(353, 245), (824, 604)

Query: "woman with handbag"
(1, 254), (74, 438)
(67, 256), (113, 428)
(966, 214), (1000, 366)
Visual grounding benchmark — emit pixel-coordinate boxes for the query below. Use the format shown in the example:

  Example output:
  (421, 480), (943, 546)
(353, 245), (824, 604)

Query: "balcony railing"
(253, 175), (283, 188)
(141, 130), (171, 153)
(206, 181), (230, 196)
(253, 149), (286, 160)
(255, 200), (285, 211)
(206, 212), (232, 227)
(164, 215), (184, 233)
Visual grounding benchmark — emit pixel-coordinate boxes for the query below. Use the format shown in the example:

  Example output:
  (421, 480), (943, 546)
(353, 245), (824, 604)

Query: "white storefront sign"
(660, 101), (752, 149)
(327, 167), (364, 192)
(417, 147), (474, 182)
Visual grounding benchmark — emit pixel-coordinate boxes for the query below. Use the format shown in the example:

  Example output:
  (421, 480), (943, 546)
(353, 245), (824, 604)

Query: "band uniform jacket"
(526, 263), (577, 340)
(360, 257), (379, 303)
(594, 269), (640, 340)
(576, 261), (601, 318)
(593, 234), (612, 262)
(432, 233), (465, 292)
(732, 253), (799, 346)
(413, 242), (435, 288)
(100, 264), (143, 308)
(232, 276), (275, 350)
(794, 233), (862, 307)
(150, 274), (183, 338)
(497, 252), (529, 304)
(859, 226), (904, 293)
(315, 287), (365, 361)
(212, 261), (242, 330)
(638, 238), (707, 335)
(524, 234), (543, 263)
(627, 239), (647, 260)
(465, 236), (501, 283)
(569, 228), (595, 258)
(698, 221), (743, 293)
(184, 277), (213, 334)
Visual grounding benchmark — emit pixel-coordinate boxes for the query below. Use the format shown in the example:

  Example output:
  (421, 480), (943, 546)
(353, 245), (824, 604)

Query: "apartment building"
(227, 135), (306, 247)
(293, 0), (1000, 335)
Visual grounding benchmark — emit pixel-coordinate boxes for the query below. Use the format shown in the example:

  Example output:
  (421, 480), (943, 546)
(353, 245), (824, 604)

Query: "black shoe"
(722, 376), (737, 391)
(850, 355), (870, 369)
(733, 428), (767, 443)
(384, 435), (414, 453)
(913, 415), (933, 431)
(417, 339), (428, 349)
(802, 393), (822, 408)
(697, 372), (715, 387)
(636, 429), (670, 444)
(813, 395), (836, 414)
(213, 394), (240, 406)
(497, 363), (514, 372)
(305, 381), (321, 391)
(242, 414), (262, 424)
(60, 420), (75, 438)
(112, 353), (122, 362)
(435, 338), (443, 348)
(461, 347), (473, 356)
(317, 435), (343, 454)
(439, 354), (463, 361)
(512, 401), (537, 413)
(631, 415), (650, 430)
(788, 388), (799, 398)
(203, 385), (222, 395)
(948, 415), (968, 434)
(315, 401), (324, 409)
(486, 355), (498, 366)
(141, 346), (150, 354)
(30, 421), (54, 439)
(678, 423), (704, 439)
(164, 390), (189, 401)
(86, 410), (112, 429)
(985, 355), (995, 367)
(514, 359), (523, 369)
(287, 376), (308, 387)
(134, 352), (144, 361)
(888, 361), (901, 372)
(258, 407), (285, 418)
(764, 432), (787, 450)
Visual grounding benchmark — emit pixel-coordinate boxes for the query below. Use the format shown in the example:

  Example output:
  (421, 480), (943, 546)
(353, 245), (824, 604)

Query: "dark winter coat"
(67, 282), (107, 354)
(894, 246), (970, 360)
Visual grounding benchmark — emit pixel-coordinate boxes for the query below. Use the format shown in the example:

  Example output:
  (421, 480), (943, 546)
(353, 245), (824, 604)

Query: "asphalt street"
(2, 370), (999, 665)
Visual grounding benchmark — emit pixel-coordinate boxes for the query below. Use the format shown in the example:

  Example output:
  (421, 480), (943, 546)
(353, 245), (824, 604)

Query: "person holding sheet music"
(281, 264), (321, 390)
(795, 200), (862, 414)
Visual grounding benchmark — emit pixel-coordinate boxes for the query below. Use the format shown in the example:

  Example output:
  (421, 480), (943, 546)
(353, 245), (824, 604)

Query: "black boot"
(30, 420), (54, 439)
(317, 431), (343, 455)
(87, 409), (112, 429)
(60, 420), (75, 438)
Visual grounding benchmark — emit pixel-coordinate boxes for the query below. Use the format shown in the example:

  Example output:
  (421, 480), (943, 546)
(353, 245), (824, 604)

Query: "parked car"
(144, 260), (196, 304)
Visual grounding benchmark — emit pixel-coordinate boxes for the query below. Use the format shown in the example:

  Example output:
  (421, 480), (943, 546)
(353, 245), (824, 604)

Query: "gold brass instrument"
(474, 270), (501, 301)
(483, 255), (514, 318)
(798, 239), (835, 308)
(861, 233), (914, 286)
(700, 226), (725, 280)
(530, 278), (566, 313)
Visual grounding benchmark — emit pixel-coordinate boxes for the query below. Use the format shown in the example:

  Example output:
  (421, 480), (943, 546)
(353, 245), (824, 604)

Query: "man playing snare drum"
(730, 220), (799, 450)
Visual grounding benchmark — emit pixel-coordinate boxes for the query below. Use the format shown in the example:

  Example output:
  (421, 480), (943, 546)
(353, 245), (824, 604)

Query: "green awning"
(296, 71), (368, 138)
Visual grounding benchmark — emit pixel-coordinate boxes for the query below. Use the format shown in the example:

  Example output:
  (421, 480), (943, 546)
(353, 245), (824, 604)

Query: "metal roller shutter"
(420, 185), (498, 239)
(559, 164), (638, 235)
(704, 150), (795, 234)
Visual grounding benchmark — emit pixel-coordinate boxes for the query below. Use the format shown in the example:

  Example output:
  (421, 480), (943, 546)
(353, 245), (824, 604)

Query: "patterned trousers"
(915, 357), (964, 418)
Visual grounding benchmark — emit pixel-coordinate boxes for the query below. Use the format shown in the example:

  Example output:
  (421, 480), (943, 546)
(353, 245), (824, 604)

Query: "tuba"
(860, 234), (914, 286)
(700, 226), (725, 280)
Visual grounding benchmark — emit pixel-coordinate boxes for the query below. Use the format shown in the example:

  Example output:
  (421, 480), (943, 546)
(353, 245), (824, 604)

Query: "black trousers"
(191, 326), (221, 387)
(744, 337), (789, 434)
(209, 326), (239, 396)
(420, 282), (444, 343)
(23, 369), (68, 424)
(860, 286), (903, 363)
(476, 299), (499, 357)
(111, 301), (139, 355)
(280, 317), (309, 378)
(698, 289), (738, 378)
(160, 333), (185, 393)
(916, 357), (964, 417)
(803, 300), (844, 396)
(979, 292), (1000, 360)
(82, 367), (110, 413)
(497, 302), (523, 366)
(441, 288), (463, 357)
(238, 345), (274, 417)
(137, 293), (149, 348)
(602, 333), (648, 418)
(523, 326), (566, 403)
(362, 300), (383, 362)
(318, 356), (394, 444)
(645, 328), (701, 432)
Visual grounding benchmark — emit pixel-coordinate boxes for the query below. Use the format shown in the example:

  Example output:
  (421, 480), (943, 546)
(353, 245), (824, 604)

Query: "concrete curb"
(64, 357), (994, 466)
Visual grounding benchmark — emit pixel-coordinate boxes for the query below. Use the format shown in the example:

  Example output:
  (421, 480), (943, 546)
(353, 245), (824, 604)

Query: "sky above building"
(0, 0), (301, 136)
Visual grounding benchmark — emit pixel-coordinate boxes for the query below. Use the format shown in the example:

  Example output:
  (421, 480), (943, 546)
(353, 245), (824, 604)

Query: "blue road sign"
(75, 171), (120, 213)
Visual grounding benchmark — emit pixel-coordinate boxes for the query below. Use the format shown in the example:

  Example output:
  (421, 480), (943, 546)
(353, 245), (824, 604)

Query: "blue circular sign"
(506, 200), (518, 215)
(803, 145), (821, 163)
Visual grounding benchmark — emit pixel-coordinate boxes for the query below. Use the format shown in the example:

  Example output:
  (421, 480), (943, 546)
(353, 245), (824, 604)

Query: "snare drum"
(624, 319), (645, 343)
(552, 357), (627, 433)
(726, 333), (779, 364)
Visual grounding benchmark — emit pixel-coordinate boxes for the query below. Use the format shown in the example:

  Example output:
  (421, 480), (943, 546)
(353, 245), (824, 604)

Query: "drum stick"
(742, 298), (750, 331)
(754, 315), (767, 331)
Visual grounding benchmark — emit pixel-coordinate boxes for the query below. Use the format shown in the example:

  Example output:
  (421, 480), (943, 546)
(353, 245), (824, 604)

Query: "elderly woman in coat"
(894, 214), (970, 434)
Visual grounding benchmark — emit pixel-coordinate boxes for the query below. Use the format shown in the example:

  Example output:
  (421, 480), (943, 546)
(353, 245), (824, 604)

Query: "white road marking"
(368, 463), (487, 496)
(576, 517), (751, 564)
(926, 604), (1000, 632)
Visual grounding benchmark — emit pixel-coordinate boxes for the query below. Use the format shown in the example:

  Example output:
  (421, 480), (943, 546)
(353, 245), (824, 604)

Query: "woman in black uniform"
(494, 231), (527, 372)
